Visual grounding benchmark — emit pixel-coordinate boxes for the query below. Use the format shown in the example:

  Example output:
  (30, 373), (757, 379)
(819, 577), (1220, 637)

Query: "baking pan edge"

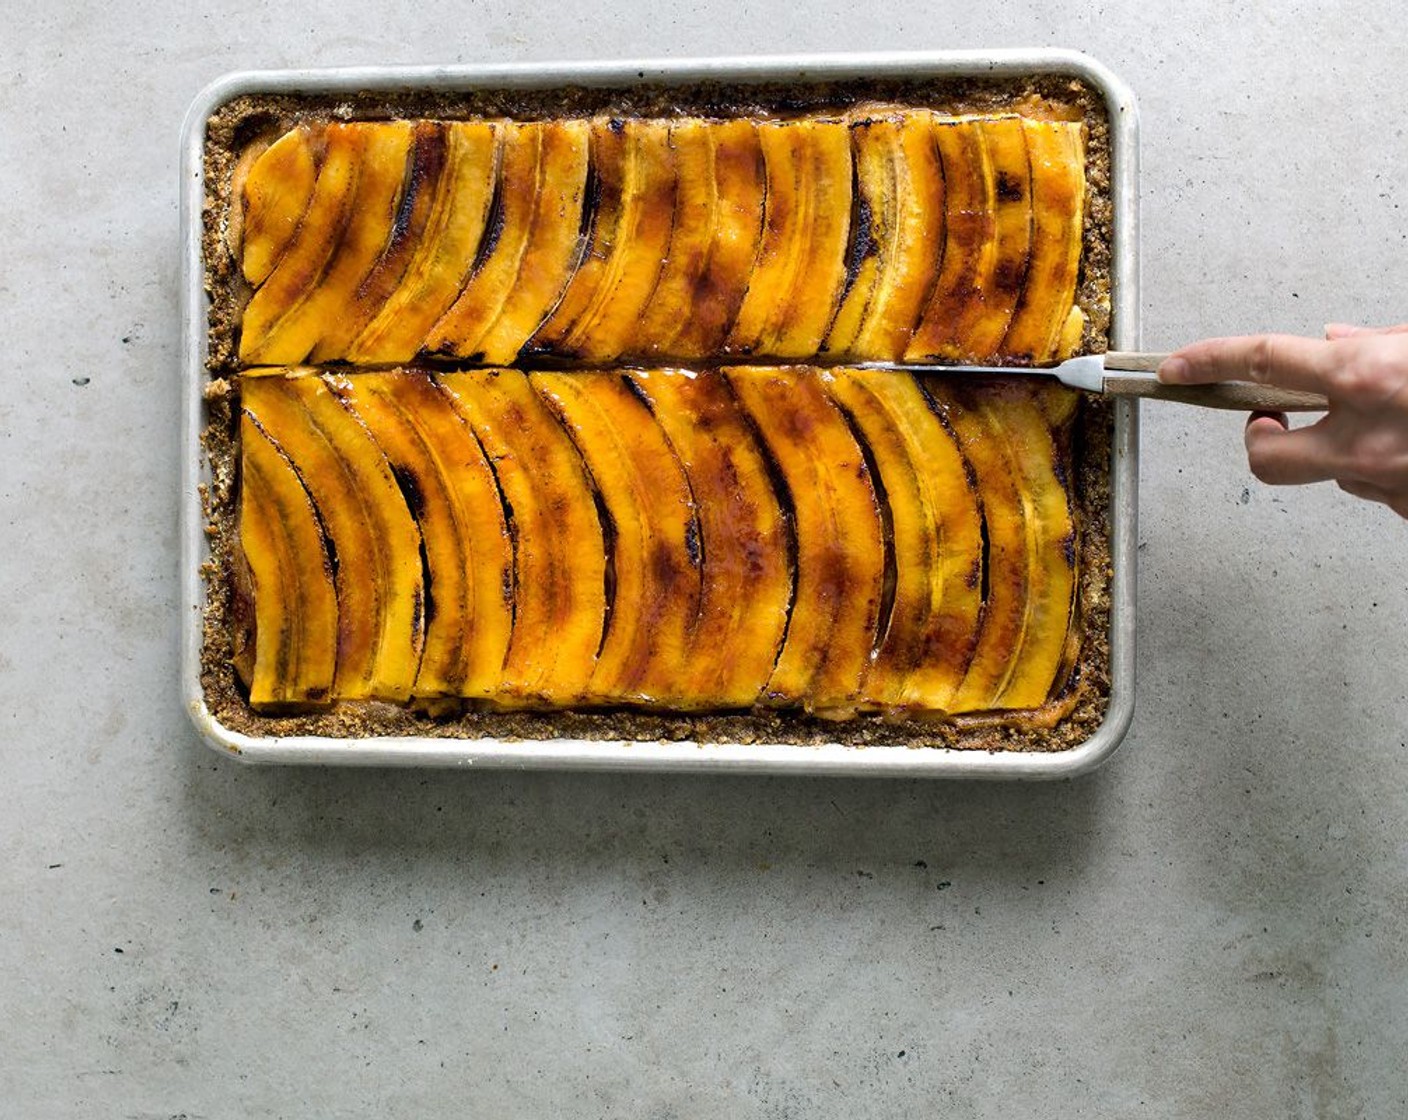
(179, 48), (1140, 778)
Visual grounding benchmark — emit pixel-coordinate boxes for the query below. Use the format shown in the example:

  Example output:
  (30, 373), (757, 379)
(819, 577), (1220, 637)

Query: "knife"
(858, 351), (1329, 412)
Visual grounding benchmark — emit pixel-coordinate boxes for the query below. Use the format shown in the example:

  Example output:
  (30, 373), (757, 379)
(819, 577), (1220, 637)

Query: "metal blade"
(852, 354), (1108, 393)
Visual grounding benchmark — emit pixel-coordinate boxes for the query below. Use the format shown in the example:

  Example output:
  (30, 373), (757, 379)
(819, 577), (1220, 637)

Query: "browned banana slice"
(242, 123), (415, 365)
(728, 121), (853, 358)
(821, 369), (983, 712)
(236, 414), (339, 709)
(437, 370), (605, 704)
(242, 374), (425, 702)
(953, 116), (1032, 358)
(239, 126), (319, 287)
(848, 114), (948, 359)
(306, 123), (449, 362)
(425, 120), (590, 364)
(987, 385), (1080, 709)
(238, 126), (364, 364)
(532, 373), (701, 704)
(1002, 120), (1086, 362)
(528, 119), (677, 362)
(726, 367), (883, 712)
(328, 371), (513, 699)
(905, 117), (1002, 361)
(345, 122), (501, 363)
(940, 379), (1079, 712)
(823, 114), (950, 360)
(662, 120), (767, 359)
(627, 370), (791, 708)
(820, 120), (891, 359)
(630, 120), (761, 359)
(628, 119), (718, 358)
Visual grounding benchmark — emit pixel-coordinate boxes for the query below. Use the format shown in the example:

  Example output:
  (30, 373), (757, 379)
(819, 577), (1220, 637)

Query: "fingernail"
(1158, 356), (1189, 383)
(1325, 322), (1361, 338)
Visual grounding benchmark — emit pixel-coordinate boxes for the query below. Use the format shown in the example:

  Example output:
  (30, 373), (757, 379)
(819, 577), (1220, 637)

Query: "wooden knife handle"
(1101, 351), (1329, 412)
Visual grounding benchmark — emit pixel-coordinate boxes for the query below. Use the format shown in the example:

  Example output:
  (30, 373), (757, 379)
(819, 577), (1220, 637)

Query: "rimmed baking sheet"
(180, 49), (1140, 778)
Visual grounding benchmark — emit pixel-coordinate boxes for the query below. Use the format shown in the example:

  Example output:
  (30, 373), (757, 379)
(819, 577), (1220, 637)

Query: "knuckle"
(1247, 337), (1276, 383)
(1332, 339), (1408, 402)
(1332, 358), (1384, 400)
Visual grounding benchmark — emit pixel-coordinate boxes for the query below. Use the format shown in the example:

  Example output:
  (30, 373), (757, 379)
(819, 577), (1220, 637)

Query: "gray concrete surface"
(2, 2), (1406, 1116)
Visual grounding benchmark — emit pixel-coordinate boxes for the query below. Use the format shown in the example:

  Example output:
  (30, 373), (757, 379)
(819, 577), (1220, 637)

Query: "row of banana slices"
(235, 367), (1081, 720)
(232, 111), (1087, 368)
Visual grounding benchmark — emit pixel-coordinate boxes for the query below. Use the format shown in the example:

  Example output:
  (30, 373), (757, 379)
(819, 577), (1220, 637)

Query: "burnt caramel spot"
(468, 163), (508, 281)
(389, 463), (426, 521)
(591, 487), (618, 660)
(993, 258), (1026, 294)
(996, 170), (1025, 203)
(579, 151), (602, 238)
(390, 125), (447, 248)
(838, 149), (878, 300)
(976, 507), (991, 605)
(684, 519), (702, 567)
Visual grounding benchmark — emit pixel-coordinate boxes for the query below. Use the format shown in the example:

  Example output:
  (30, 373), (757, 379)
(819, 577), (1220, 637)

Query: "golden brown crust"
(197, 73), (1115, 753)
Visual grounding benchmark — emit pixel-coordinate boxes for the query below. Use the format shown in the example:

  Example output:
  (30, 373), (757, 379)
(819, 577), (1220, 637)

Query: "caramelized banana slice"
(629, 119), (718, 358)
(328, 371), (513, 699)
(940, 379), (1079, 712)
(528, 119), (677, 362)
(425, 120), (591, 364)
(242, 374), (426, 701)
(627, 370), (790, 708)
(848, 114), (948, 359)
(822, 369), (983, 712)
(953, 116), (1032, 358)
(820, 120), (891, 358)
(1002, 120), (1086, 362)
(631, 120), (763, 360)
(662, 120), (767, 359)
(728, 122), (853, 358)
(236, 414), (339, 709)
(306, 123), (449, 362)
(243, 123), (415, 365)
(905, 117), (1000, 362)
(986, 385), (1080, 709)
(239, 126), (364, 364)
(345, 122), (501, 364)
(726, 367), (883, 712)
(823, 113), (954, 360)
(239, 126), (320, 287)
(438, 370), (605, 704)
(532, 373), (701, 704)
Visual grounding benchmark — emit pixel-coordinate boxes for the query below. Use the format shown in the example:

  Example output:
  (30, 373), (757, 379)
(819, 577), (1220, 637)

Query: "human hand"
(1158, 324), (1408, 518)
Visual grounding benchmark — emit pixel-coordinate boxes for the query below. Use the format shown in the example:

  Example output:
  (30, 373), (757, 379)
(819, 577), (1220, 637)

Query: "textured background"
(2, 3), (1406, 1116)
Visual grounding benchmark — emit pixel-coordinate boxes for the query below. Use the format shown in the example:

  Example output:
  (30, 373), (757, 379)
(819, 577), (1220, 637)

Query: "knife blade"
(856, 350), (1329, 412)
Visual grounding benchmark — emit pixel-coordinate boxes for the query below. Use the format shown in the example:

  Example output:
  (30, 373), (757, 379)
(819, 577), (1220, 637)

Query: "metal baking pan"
(179, 49), (1140, 778)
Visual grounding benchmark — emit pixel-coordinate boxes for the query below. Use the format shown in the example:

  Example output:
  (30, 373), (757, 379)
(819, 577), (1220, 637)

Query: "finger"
(1244, 415), (1342, 484)
(1325, 322), (1408, 339)
(1246, 409), (1288, 431)
(1159, 334), (1336, 392)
